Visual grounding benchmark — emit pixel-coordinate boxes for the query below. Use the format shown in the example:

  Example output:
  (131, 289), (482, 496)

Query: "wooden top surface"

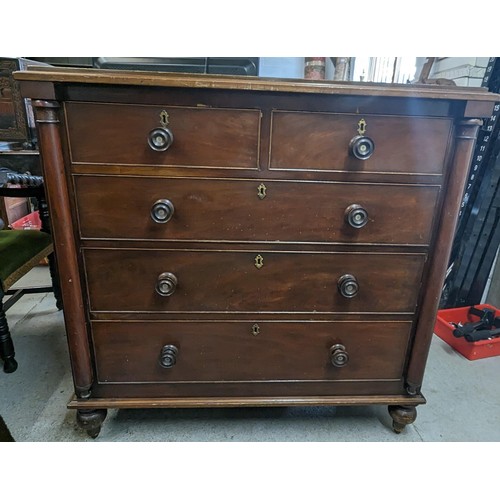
(13, 66), (500, 101)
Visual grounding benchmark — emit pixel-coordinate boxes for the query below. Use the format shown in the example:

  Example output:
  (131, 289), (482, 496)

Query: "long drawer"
(92, 320), (412, 383)
(83, 249), (426, 314)
(74, 175), (440, 245)
(65, 102), (261, 169)
(270, 111), (452, 174)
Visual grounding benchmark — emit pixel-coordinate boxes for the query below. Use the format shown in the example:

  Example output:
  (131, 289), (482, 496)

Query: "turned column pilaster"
(32, 100), (93, 398)
(406, 119), (483, 395)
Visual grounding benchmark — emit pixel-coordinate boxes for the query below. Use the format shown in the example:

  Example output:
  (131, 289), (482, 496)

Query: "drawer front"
(74, 175), (440, 245)
(65, 102), (261, 169)
(270, 111), (452, 174)
(92, 321), (412, 383)
(84, 249), (425, 313)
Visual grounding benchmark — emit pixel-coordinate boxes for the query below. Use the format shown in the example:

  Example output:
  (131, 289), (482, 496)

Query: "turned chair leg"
(39, 194), (63, 311)
(0, 289), (18, 374)
(48, 252), (63, 310)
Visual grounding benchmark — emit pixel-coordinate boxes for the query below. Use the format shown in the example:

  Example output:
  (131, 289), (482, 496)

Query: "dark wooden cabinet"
(15, 67), (498, 437)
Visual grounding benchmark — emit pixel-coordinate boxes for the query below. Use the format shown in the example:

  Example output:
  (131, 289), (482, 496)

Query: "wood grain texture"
(14, 66), (499, 103)
(88, 379), (408, 399)
(65, 102), (261, 168)
(406, 119), (483, 392)
(70, 162), (444, 186)
(270, 112), (452, 174)
(73, 175), (440, 245)
(16, 68), (493, 425)
(56, 84), (458, 118)
(83, 248), (426, 314)
(31, 100), (93, 395)
(91, 320), (412, 384)
(68, 393), (426, 409)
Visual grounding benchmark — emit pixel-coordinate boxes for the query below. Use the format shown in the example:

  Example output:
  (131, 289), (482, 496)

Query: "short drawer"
(65, 102), (261, 169)
(83, 249), (425, 314)
(270, 111), (452, 174)
(92, 320), (412, 383)
(74, 175), (440, 245)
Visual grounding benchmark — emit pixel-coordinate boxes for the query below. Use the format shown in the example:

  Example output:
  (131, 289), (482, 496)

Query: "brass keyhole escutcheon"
(252, 324), (260, 336)
(257, 183), (267, 200)
(160, 110), (170, 128)
(357, 118), (367, 136)
(255, 254), (264, 269)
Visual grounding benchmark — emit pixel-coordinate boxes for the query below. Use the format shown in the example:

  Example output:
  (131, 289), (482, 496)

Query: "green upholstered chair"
(0, 167), (62, 373)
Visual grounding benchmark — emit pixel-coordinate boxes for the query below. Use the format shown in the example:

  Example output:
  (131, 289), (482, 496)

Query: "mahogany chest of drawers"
(15, 67), (498, 437)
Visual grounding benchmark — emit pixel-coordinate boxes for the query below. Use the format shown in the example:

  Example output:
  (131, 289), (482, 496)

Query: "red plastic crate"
(9, 211), (41, 230)
(434, 304), (500, 360)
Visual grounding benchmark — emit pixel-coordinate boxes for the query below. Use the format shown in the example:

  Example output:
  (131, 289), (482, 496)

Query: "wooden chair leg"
(48, 253), (63, 310)
(39, 195), (63, 311)
(0, 289), (18, 373)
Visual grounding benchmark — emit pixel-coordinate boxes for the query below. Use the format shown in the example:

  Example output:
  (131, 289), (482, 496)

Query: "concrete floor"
(1, 266), (500, 442)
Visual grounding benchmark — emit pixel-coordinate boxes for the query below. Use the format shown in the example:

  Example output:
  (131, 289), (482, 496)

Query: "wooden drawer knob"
(345, 204), (369, 228)
(349, 135), (375, 160)
(337, 274), (359, 298)
(159, 344), (178, 368)
(151, 199), (174, 223)
(330, 344), (349, 367)
(148, 127), (174, 152)
(156, 272), (178, 296)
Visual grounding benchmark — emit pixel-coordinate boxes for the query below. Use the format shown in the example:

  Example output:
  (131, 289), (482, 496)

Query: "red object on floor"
(434, 304), (500, 360)
(9, 211), (41, 230)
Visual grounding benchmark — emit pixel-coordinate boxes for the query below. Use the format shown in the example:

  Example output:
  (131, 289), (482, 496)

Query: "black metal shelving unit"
(441, 57), (500, 308)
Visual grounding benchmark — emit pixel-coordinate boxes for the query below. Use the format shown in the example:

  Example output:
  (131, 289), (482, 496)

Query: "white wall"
(429, 57), (489, 87)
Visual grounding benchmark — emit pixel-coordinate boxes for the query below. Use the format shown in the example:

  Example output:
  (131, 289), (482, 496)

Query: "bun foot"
(86, 427), (102, 439)
(388, 405), (417, 434)
(76, 409), (107, 439)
